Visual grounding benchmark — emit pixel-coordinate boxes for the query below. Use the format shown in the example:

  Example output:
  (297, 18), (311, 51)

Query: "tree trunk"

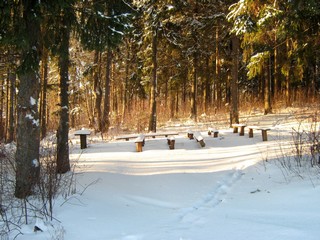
(170, 89), (175, 119)
(215, 27), (222, 109)
(15, 2), (41, 199)
(93, 50), (102, 131)
(101, 46), (112, 133)
(148, 28), (158, 132)
(0, 72), (4, 140)
(15, 71), (41, 198)
(7, 68), (15, 143)
(56, 15), (71, 174)
(285, 38), (291, 107)
(40, 48), (48, 140)
(230, 36), (239, 126)
(273, 39), (279, 99)
(190, 53), (198, 121)
(264, 58), (272, 114)
(204, 55), (211, 113)
(122, 40), (130, 123)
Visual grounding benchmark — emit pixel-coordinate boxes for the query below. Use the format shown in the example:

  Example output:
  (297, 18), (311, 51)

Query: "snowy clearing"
(14, 109), (320, 240)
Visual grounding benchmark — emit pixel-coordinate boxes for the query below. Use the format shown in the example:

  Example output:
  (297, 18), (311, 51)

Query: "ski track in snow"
(175, 168), (244, 228)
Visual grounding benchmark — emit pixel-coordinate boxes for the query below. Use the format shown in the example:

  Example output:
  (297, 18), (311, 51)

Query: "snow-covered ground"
(15, 109), (320, 240)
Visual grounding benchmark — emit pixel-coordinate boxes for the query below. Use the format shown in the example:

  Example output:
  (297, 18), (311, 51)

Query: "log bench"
(193, 131), (206, 147)
(167, 136), (175, 150)
(115, 134), (140, 141)
(115, 132), (178, 141)
(232, 124), (247, 136)
(208, 128), (219, 138)
(145, 132), (178, 139)
(247, 126), (271, 141)
(116, 132), (178, 152)
(135, 134), (145, 152)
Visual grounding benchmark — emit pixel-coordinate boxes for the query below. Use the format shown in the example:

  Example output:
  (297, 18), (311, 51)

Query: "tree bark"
(56, 14), (71, 174)
(190, 53), (198, 121)
(285, 38), (291, 107)
(7, 68), (15, 143)
(264, 58), (272, 114)
(122, 40), (130, 123)
(273, 38), (279, 99)
(15, 71), (41, 198)
(148, 28), (158, 132)
(101, 46), (112, 133)
(0, 72), (4, 140)
(204, 55), (211, 113)
(215, 27), (222, 109)
(230, 36), (239, 126)
(93, 50), (102, 131)
(40, 48), (48, 140)
(15, 2), (41, 199)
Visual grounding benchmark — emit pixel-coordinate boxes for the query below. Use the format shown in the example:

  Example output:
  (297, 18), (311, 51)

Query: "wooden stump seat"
(135, 135), (145, 152)
(208, 128), (219, 138)
(187, 130), (194, 140)
(167, 136), (175, 150)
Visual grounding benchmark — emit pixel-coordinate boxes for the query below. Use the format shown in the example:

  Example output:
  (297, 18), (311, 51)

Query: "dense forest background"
(0, 1), (319, 197)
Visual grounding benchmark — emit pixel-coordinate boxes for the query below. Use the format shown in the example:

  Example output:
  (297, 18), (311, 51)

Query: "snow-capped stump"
(193, 132), (205, 147)
(135, 134), (145, 152)
(208, 128), (219, 138)
(167, 136), (175, 150)
(74, 129), (91, 149)
(187, 130), (194, 139)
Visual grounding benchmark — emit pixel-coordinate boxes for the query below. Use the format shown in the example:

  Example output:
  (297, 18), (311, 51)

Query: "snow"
(12, 109), (320, 240)
(32, 159), (39, 168)
(30, 97), (36, 106)
(25, 113), (40, 126)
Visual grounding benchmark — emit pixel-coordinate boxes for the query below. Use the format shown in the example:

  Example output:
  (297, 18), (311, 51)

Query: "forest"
(0, 0), (319, 198)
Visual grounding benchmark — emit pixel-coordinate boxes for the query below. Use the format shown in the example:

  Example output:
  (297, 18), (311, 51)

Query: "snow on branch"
(247, 51), (270, 79)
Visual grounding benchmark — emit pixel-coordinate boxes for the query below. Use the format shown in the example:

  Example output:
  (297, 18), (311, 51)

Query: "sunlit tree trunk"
(148, 28), (158, 132)
(264, 58), (272, 114)
(285, 38), (291, 107)
(215, 27), (222, 109)
(122, 40), (130, 123)
(230, 36), (239, 126)
(204, 55), (211, 113)
(273, 36), (279, 99)
(190, 55), (198, 121)
(93, 50), (102, 131)
(40, 48), (48, 140)
(101, 46), (112, 133)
